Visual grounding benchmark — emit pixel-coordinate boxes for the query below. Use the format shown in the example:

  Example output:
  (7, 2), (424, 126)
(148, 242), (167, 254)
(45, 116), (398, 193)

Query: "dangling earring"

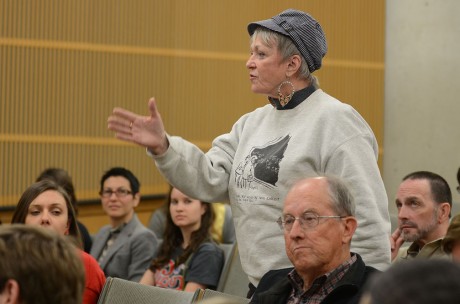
(277, 80), (295, 107)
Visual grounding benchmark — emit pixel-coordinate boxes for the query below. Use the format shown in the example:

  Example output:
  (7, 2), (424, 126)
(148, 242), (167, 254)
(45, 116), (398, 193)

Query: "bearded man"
(390, 171), (452, 261)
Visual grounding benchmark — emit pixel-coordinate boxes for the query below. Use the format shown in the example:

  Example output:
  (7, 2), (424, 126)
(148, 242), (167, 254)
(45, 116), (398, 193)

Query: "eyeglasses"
(100, 189), (132, 198)
(277, 212), (345, 232)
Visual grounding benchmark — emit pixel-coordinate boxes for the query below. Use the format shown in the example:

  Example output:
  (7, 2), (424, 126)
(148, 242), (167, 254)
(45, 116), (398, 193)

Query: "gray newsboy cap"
(248, 9), (327, 73)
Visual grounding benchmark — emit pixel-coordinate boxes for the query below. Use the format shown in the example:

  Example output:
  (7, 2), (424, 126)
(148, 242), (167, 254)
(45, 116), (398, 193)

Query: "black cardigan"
(251, 254), (379, 304)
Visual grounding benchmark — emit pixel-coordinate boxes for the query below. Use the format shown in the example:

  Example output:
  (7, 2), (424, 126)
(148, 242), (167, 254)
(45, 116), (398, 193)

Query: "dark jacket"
(251, 254), (378, 304)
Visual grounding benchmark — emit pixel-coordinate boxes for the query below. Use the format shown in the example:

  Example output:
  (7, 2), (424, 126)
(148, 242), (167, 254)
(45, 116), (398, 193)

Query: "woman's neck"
(180, 229), (193, 248)
(180, 224), (201, 248)
(110, 211), (134, 228)
(268, 80), (317, 110)
(291, 77), (311, 93)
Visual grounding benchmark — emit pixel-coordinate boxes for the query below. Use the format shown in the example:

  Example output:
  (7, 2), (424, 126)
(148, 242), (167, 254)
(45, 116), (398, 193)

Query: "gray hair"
(251, 27), (317, 85)
(325, 176), (356, 217)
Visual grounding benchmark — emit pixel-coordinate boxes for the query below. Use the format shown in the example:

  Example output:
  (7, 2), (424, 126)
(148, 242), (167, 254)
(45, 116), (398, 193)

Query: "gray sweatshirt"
(151, 89), (391, 286)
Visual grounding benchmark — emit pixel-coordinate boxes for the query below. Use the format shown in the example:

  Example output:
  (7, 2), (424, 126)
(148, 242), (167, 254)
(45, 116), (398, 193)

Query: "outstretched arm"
(107, 97), (169, 155)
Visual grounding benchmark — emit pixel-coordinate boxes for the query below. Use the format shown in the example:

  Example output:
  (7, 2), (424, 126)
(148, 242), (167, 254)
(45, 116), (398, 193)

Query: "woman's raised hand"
(107, 97), (169, 155)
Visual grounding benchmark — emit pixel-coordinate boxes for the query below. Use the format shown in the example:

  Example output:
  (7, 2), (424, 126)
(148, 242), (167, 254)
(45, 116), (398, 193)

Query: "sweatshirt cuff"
(145, 134), (171, 159)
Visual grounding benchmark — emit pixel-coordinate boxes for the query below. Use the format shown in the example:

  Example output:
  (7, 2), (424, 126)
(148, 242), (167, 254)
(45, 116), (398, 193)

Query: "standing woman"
(140, 187), (224, 292)
(108, 9), (390, 291)
(11, 180), (106, 304)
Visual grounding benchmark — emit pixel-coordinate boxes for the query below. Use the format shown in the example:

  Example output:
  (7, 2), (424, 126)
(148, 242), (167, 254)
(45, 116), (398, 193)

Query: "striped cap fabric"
(247, 9), (327, 73)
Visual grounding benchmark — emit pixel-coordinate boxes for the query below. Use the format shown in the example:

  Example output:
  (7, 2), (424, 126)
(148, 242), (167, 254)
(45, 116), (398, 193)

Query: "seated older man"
(251, 176), (379, 304)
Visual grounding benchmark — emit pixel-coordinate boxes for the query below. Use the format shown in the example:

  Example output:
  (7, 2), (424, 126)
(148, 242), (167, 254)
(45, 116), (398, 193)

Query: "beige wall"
(1, 1), (386, 231)
(384, 0), (460, 216)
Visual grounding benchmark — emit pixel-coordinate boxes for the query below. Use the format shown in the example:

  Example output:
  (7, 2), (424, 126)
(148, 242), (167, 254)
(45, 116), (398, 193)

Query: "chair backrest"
(97, 277), (199, 304)
(217, 242), (235, 286)
(216, 243), (249, 298)
(195, 289), (250, 304)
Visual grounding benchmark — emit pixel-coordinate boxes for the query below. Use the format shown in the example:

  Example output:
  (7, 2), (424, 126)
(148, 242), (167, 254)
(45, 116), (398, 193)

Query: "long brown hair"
(150, 186), (214, 269)
(11, 180), (81, 247)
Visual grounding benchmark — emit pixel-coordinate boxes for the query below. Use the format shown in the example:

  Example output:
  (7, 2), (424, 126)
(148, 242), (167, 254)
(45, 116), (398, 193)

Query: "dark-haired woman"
(11, 180), (106, 304)
(36, 167), (93, 252)
(140, 187), (224, 292)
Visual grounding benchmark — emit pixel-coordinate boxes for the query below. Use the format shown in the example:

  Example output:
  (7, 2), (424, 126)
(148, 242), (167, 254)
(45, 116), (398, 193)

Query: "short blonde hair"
(251, 27), (315, 83)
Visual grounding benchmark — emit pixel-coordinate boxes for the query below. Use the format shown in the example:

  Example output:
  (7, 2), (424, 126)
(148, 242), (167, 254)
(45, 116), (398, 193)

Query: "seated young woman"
(11, 180), (106, 304)
(140, 187), (224, 292)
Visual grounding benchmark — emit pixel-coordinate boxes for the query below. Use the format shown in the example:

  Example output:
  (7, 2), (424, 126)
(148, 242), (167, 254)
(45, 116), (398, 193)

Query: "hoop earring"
(277, 80), (295, 107)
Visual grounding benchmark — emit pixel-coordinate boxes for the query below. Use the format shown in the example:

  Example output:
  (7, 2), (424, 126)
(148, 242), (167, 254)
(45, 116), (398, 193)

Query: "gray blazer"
(90, 214), (158, 282)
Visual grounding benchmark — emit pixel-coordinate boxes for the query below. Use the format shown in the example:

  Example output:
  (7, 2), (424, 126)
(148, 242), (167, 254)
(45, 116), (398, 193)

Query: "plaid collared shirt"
(286, 253), (357, 304)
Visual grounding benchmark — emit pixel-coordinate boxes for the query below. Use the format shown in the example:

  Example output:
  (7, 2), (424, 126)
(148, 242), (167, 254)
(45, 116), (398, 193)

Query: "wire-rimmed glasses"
(277, 212), (345, 232)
